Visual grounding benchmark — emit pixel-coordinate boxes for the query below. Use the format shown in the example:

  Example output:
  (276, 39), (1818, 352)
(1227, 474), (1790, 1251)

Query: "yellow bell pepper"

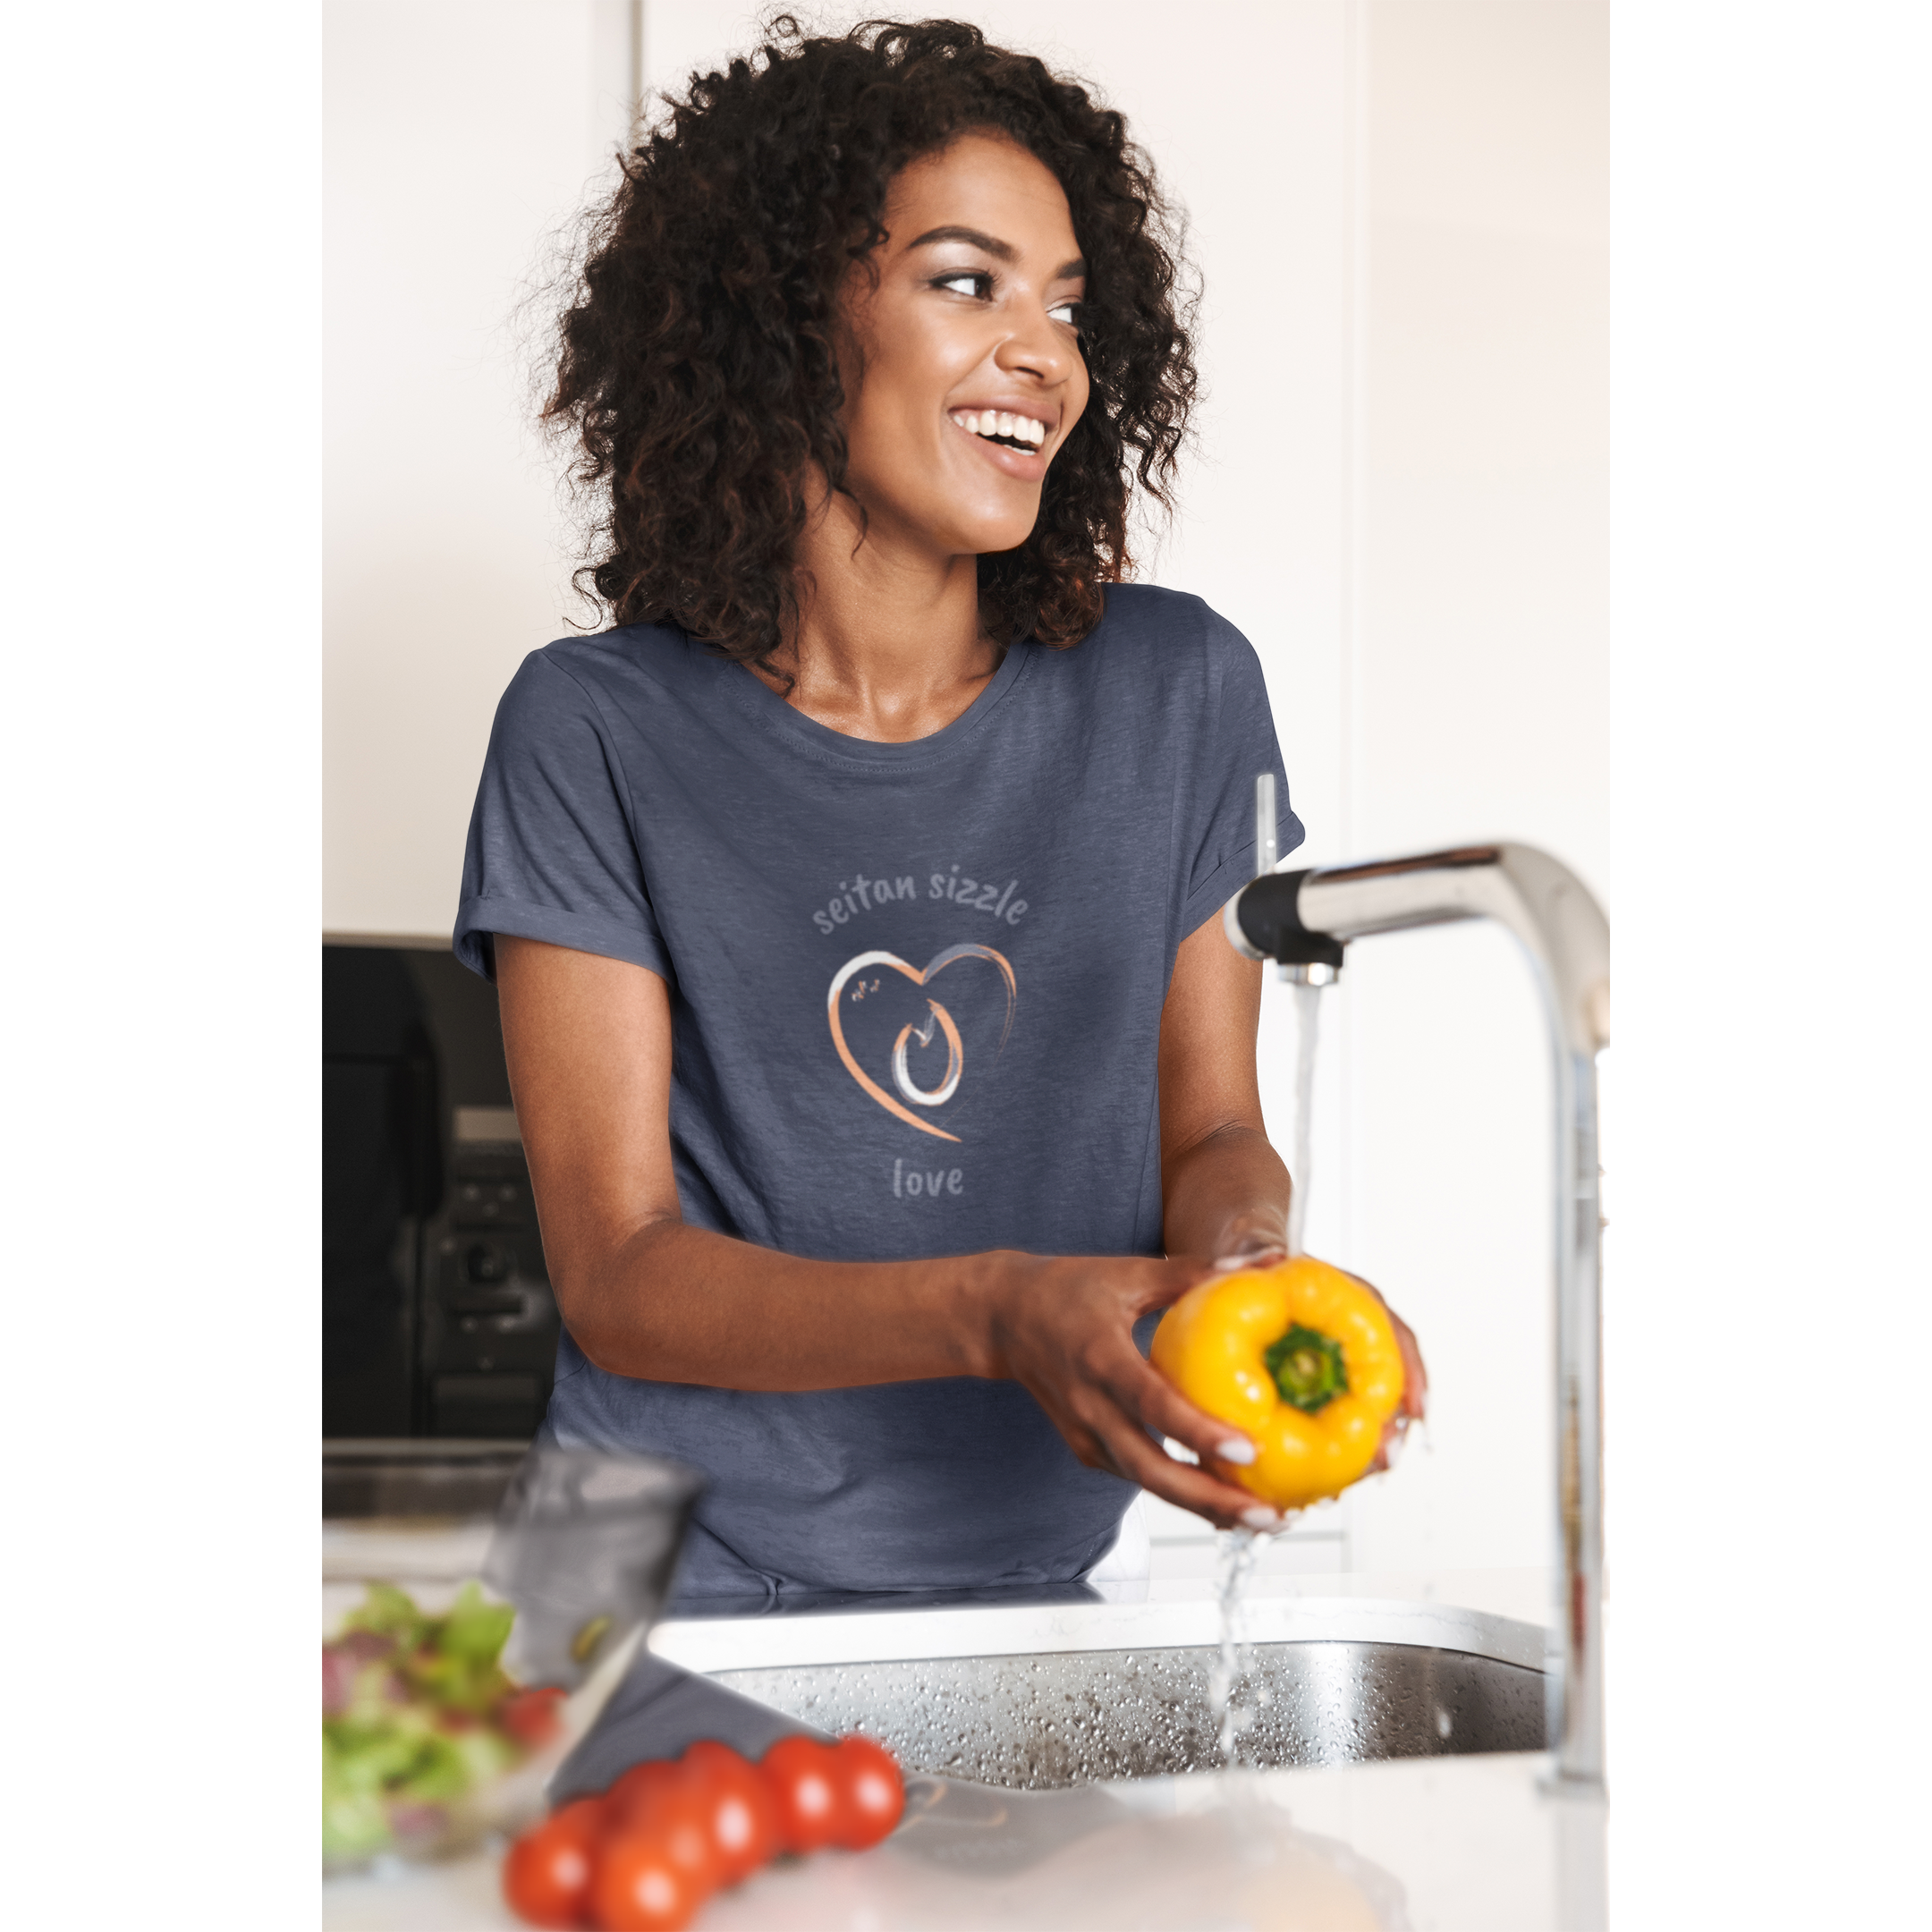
(1150, 1255), (1406, 1512)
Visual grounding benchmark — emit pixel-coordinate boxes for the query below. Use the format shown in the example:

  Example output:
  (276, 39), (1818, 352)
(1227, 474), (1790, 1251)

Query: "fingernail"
(1216, 1438), (1257, 1465)
(1211, 1255), (1247, 1271)
(1241, 1506), (1283, 1531)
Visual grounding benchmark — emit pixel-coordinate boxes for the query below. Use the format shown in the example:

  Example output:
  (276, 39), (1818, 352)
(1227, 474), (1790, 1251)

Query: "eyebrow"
(906, 225), (1086, 280)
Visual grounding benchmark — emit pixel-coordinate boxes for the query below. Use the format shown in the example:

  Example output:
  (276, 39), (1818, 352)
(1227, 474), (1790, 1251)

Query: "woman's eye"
(1047, 299), (1084, 329)
(933, 271), (991, 299)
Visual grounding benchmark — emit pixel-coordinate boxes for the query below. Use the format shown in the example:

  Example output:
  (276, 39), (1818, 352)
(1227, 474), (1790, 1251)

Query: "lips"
(826, 944), (1017, 1141)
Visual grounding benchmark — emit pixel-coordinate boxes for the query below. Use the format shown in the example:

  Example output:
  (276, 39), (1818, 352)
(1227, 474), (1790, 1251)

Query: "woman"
(456, 19), (1422, 1605)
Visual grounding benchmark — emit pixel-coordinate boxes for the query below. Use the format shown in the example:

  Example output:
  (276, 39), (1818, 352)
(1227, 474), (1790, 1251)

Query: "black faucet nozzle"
(1234, 871), (1346, 971)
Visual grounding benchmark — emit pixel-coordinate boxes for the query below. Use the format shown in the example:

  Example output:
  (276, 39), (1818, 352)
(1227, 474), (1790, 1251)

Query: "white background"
(4, 3), (1928, 1928)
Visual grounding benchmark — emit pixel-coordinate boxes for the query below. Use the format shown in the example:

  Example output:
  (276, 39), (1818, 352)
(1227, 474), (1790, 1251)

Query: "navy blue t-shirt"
(455, 584), (1301, 1602)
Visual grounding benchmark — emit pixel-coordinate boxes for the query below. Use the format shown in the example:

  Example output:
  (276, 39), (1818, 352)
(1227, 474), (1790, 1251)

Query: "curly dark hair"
(545, 14), (1198, 668)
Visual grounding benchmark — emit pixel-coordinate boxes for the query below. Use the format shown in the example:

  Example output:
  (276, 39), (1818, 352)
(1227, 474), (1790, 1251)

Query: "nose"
(994, 299), (1079, 387)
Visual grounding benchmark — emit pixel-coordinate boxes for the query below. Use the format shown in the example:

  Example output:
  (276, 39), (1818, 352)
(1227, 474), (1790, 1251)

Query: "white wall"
(322, 1), (1606, 1582)
(324, 0), (637, 938)
(1337, 0), (1606, 1578)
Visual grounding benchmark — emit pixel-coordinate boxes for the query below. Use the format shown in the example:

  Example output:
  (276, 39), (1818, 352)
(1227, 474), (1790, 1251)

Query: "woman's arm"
(497, 935), (992, 1390)
(1157, 914), (1291, 1263)
(494, 934), (1269, 1526)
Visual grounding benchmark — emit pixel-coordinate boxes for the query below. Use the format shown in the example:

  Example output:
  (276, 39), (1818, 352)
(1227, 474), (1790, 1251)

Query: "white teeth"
(953, 410), (1049, 447)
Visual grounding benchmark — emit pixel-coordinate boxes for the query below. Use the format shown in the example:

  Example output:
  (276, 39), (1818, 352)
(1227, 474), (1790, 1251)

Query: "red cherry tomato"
(500, 1686), (568, 1750)
(759, 1735), (850, 1854)
(589, 1830), (698, 1932)
(679, 1740), (781, 1884)
(502, 1797), (606, 1928)
(604, 1757), (685, 1831)
(603, 1773), (722, 1903)
(831, 1733), (905, 1849)
(679, 1738), (748, 1782)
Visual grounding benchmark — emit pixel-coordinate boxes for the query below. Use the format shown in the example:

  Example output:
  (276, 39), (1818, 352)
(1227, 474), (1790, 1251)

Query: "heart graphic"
(826, 944), (1017, 1142)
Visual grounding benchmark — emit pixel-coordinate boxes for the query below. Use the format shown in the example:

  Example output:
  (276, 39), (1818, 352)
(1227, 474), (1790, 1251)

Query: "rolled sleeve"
(1177, 617), (1304, 936)
(453, 651), (671, 984)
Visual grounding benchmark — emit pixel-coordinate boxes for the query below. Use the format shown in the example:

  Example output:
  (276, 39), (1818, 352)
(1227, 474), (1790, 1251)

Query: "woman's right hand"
(978, 1251), (1287, 1533)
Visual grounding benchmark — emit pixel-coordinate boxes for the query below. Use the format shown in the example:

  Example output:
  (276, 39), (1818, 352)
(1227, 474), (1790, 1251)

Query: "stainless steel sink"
(713, 1637), (1546, 1789)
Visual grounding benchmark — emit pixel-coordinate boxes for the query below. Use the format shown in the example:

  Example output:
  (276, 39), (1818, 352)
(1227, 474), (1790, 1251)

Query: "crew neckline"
(720, 636), (1035, 769)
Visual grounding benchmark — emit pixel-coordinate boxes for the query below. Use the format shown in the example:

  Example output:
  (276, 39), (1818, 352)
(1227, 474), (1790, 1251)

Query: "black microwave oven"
(323, 942), (561, 1441)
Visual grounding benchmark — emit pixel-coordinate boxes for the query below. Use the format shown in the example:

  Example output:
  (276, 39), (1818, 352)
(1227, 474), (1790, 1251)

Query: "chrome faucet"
(1224, 812), (1610, 1792)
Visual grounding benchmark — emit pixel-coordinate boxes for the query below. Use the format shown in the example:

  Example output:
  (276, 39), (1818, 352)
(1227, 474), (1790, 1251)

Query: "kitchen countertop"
(324, 1570), (1605, 1930)
(324, 1754), (1605, 1931)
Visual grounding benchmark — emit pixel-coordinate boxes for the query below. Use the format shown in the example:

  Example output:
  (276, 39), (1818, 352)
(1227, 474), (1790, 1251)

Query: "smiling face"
(836, 131), (1091, 565)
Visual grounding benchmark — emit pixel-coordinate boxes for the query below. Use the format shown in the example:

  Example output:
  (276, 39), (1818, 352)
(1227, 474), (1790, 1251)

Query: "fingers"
(1387, 1309), (1428, 1421)
(1370, 1314), (1426, 1473)
(1367, 1418), (1396, 1474)
(1090, 1411), (1278, 1532)
(1080, 1348), (1284, 1531)
(1023, 1350), (1276, 1532)
(1212, 1245), (1285, 1273)
(1133, 1255), (1216, 1315)
(1108, 1351), (1258, 1471)
(1368, 1409), (1417, 1475)
(1339, 1267), (1428, 1421)
(1211, 1224), (1288, 1270)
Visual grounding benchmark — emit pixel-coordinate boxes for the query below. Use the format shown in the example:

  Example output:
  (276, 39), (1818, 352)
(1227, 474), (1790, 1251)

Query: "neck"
(760, 487), (1000, 742)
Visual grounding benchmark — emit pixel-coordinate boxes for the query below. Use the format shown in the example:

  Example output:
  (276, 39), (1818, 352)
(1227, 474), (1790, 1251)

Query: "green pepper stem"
(1265, 1323), (1348, 1414)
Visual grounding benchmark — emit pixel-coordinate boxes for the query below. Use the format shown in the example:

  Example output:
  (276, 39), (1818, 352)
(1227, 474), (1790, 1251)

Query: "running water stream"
(1205, 894), (1331, 1765)
(1284, 975), (1324, 1263)
(1208, 1523), (1265, 1763)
